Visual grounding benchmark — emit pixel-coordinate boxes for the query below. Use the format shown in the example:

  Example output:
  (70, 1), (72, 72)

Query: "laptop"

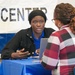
(39, 38), (48, 60)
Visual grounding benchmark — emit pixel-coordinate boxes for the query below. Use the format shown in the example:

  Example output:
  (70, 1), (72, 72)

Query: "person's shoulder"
(18, 28), (31, 33)
(14, 28), (31, 36)
(44, 27), (55, 32)
(51, 29), (66, 37)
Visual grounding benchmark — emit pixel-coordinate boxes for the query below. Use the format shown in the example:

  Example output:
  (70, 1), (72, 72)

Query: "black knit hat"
(28, 10), (47, 24)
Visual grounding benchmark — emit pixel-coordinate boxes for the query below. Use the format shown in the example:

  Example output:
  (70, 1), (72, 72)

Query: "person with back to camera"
(41, 3), (75, 75)
(1, 10), (55, 59)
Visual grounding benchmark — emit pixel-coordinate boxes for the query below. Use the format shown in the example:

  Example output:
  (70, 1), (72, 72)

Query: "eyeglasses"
(51, 19), (57, 23)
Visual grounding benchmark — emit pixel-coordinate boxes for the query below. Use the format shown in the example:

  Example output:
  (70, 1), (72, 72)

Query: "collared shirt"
(60, 24), (69, 30)
(32, 31), (44, 56)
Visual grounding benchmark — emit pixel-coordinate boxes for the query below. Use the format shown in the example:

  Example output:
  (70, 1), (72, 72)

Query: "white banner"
(0, 0), (58, 33)
(0, 0), (75, 33)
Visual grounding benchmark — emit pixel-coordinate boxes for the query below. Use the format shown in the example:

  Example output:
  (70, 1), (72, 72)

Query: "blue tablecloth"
(1, 58), (51, 75)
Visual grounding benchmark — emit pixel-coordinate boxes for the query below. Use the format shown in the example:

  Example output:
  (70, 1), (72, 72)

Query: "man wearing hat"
(1, 10), (55, 59)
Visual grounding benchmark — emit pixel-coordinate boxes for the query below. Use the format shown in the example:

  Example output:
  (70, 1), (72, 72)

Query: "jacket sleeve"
(1, 30), (22, 59)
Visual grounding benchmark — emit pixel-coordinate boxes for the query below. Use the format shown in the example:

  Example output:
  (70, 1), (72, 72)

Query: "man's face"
(31, 16), (45, 34)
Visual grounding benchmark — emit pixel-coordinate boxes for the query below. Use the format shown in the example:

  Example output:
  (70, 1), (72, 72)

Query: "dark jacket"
(1, 27), (55, 59)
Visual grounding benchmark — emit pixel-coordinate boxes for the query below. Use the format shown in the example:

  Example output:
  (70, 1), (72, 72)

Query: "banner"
(0, 0), (75, 33)
(0, 0), (58, 33)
